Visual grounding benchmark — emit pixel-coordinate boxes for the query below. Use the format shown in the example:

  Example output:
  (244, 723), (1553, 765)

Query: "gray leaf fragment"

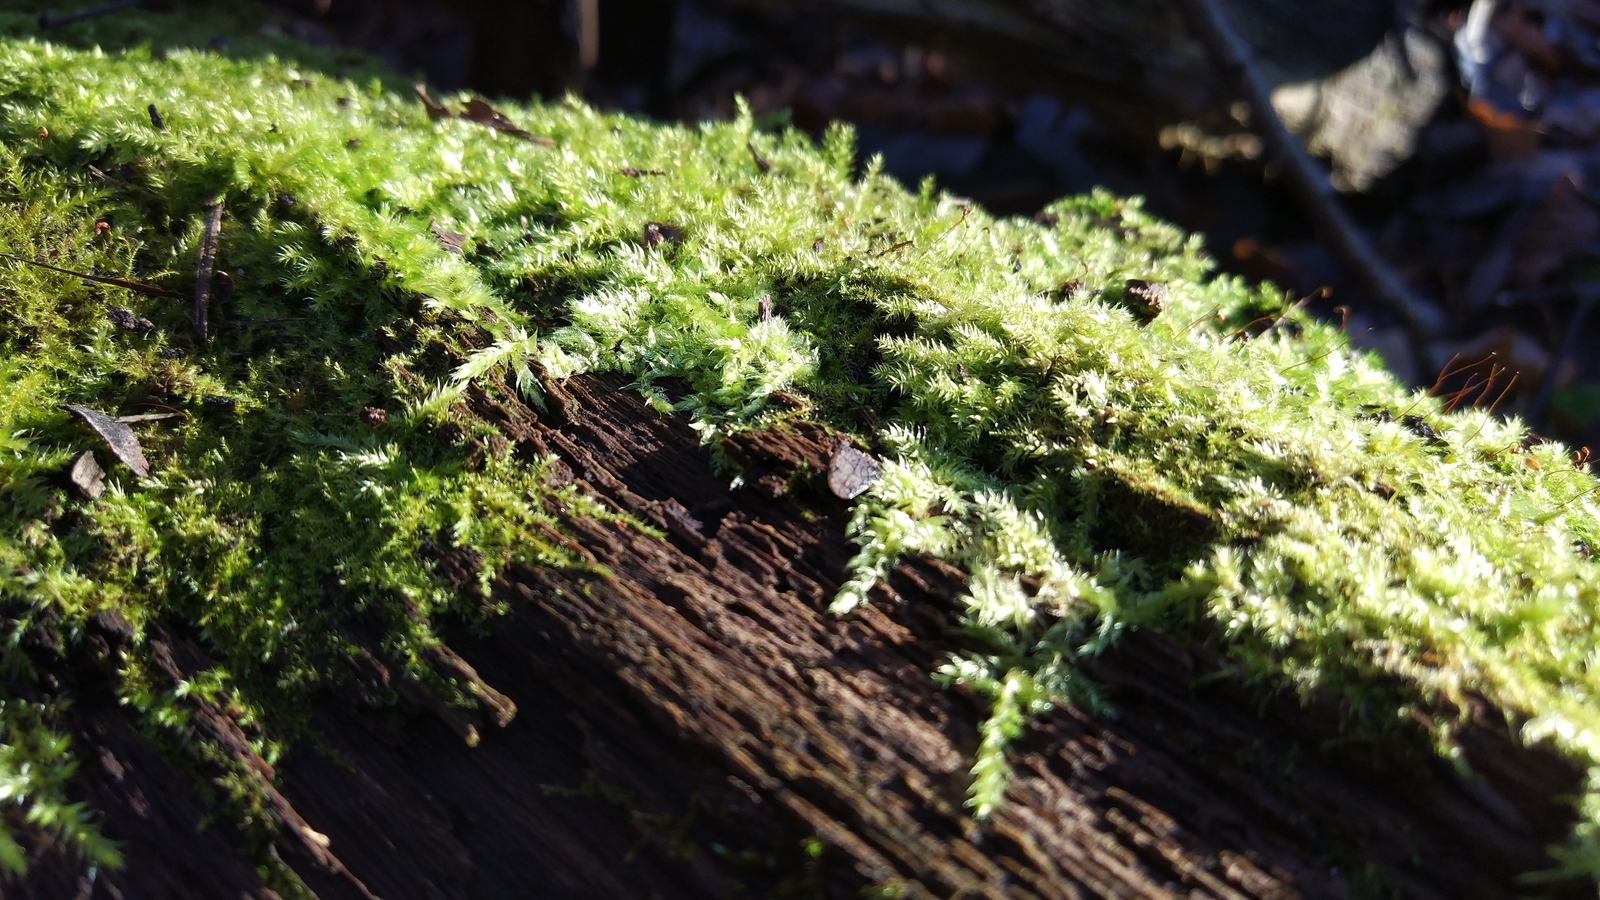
(68, 451), (105, 499)
(828, 443), (880, 500)
(61, 404), (150, 478)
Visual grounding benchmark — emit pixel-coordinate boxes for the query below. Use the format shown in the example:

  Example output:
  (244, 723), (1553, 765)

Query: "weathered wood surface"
(13, 372), (1587, 899)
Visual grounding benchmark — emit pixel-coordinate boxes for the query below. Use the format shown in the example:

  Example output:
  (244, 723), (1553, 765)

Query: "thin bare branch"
(1176, 0), (1446, 337)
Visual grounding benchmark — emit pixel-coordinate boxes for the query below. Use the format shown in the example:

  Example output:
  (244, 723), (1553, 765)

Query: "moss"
(0, 1), (1597, 888)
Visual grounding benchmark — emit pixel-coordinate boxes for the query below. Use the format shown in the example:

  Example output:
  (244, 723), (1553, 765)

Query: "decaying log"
(14, 372), (1586, 899)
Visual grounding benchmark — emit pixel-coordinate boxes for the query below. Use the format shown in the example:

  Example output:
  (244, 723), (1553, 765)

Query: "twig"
(0, 252), (182, 298)
(1279, 328), (1372, 373)
(871, 239), (915, 259)
(219, 317), (305, 331)
(577, 0), (600, 69)
(193, 195), (223, 343)
(39, 0), (140, 29)
(1176, 0), (1446, 337)
(747, 141), (772, 174)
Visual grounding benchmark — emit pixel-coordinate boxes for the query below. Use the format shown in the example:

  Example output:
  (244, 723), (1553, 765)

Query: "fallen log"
(11, 371), (1585, 898)
(1, 8), (1596, 899)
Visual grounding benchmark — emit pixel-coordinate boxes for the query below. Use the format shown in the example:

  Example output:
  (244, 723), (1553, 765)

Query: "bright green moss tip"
(0, 7), (1597, 888)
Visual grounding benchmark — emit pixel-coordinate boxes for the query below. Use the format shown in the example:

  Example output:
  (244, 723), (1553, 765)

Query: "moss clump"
(0, 2), (1598, 888)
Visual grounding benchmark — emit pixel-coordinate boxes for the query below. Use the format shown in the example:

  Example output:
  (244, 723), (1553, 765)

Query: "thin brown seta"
(1255, 287), (1326, 340)
(1463, 372), (1520, 449)
(1443, 366), (1500, 414)
(1280, 327), (1371, 373)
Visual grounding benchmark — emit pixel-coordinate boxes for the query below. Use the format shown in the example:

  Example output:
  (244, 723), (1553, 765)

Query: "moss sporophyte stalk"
(0, 6), (1599, 887)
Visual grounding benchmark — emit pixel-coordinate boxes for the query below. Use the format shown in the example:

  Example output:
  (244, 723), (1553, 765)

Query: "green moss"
(0, 3), (1597, 888)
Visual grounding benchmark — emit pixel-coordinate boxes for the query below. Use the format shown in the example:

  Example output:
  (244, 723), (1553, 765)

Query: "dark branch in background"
(38, 0), (142, 30)
(1177, 0), (1447, 338)
(1526, 289), (1600, 423)
(193, 196), (223, 343)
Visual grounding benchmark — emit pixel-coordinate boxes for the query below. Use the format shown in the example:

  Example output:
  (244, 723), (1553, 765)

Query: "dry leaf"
(416, 86), (555, 146)
(747, 141), (772, 173)
(68, 451), (105, 499)
(430, 219), (467, 254)
(1468, 99), (1543, 158)
(828, 443), (880, 500)
(460, 98), (555, 146)
(414, 83), (450, 121)
(62, 404), (149, 478)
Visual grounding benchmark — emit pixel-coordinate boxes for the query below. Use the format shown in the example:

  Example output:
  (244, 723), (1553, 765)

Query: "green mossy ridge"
(0, 5), (1596, 887)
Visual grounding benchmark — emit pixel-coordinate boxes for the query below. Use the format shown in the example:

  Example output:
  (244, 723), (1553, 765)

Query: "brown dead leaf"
(747, 141), (772, 173)
(414, 83), (450, 121)
(61, 405), (149, 478)
(1122, 279), (1169, 324)
(414, 85), (555, 146)
(1468, 99), (1543, 159)
(460, 98), (545, 143)
(430, 219), (467, 254)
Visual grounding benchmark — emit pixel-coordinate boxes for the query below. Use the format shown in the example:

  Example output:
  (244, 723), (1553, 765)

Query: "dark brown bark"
(14, 373), (1588, 899)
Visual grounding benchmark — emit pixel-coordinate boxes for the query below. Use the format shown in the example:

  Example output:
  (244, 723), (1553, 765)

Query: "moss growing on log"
(0, 3), (1598, 889)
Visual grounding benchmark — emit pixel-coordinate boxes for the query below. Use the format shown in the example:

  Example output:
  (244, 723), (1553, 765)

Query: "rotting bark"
(14, 372), (1590, 898)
